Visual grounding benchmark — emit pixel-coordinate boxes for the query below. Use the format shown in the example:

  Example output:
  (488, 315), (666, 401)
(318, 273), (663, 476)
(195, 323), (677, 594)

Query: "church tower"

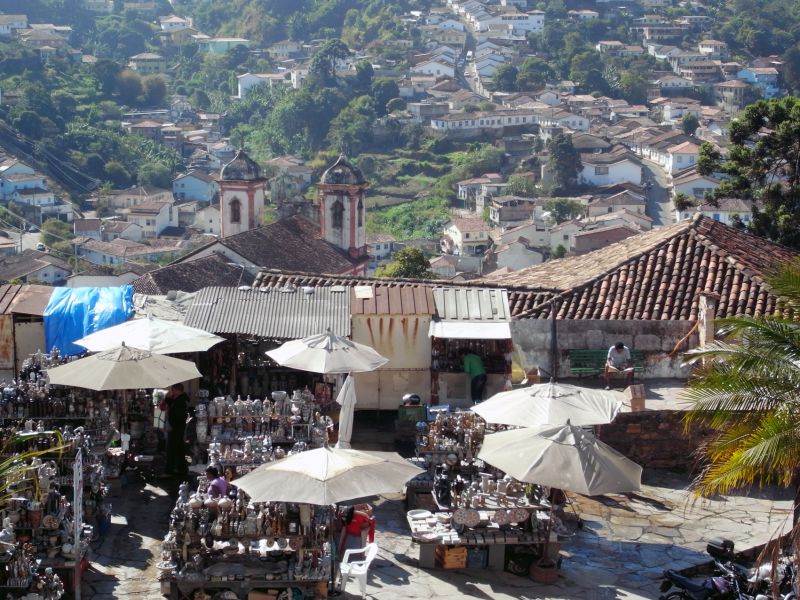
(218, 148), (265, 238)
(318, 155), (368, 259)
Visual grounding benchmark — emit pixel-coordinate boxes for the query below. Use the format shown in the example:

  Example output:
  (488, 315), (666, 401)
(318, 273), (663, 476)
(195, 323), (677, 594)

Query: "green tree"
(386, 98), (406, 113)
(40, 219), (74, 248)
(547, 133), (582, 191)
(682, 262), (800, 523)
(491, 64), (518, 92)
(308, 38), (350, 87)
(544, 198), (585, 223)
(138, 162), (172, 188)
(552, 243), (566, 259)
(516, 57), (553, 91)
(355, 60), (374, 93)
(673, 191), (694, 212)
(682, 113), (700, 136)
(506, 174), (537, 197)
(327, 95), (376, 156)
(13, 111), (43, 139)
(104, 160), (130, 186)
(94, 59), (122, 97)
(375, 246), (437, 279)
(697, 97), (800, 248)
(142, 75), (167, 107)
(370, 78), (399, 117)
(116, 69), (143, 105)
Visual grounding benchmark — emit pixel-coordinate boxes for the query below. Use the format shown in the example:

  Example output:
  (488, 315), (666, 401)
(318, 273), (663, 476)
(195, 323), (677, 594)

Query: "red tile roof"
(485, 215), (799, 320)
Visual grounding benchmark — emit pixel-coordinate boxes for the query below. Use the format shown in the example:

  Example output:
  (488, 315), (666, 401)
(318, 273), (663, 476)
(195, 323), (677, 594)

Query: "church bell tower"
(317, 155), (368, 259)
(218, 148), (266, 238)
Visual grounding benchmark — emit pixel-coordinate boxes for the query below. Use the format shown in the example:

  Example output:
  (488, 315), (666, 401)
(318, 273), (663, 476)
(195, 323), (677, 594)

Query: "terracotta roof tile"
(485, 215), (799, 320)
(133, 253), (253, 294)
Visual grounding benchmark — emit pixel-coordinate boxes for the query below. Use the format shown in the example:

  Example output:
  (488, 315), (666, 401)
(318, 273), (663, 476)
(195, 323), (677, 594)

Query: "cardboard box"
(624, 384), (645, 412)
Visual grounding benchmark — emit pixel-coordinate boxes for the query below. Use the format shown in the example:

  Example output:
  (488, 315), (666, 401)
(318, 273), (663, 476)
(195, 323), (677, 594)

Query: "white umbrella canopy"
(45, 343), (202, 391)
(233, 446), (424, 505)
(472, 380), (622, 427)
(74, 316), (225, 354)
(266, 329), (389, 374)
(478, 424), (642, 496)
(334, 374), (356, 449)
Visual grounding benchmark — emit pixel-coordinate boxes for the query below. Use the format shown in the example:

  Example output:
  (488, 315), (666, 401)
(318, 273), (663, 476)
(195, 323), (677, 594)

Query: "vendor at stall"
(339, 505), (375, 554)
(205, 465), (228, 498)
(460, 349), (487, 404)
(163, 383), (189, 477)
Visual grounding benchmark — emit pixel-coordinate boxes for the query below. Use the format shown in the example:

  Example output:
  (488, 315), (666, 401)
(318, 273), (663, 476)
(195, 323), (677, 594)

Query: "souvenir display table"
(159, 481), (333, 600)
(406, 410), (563, 572)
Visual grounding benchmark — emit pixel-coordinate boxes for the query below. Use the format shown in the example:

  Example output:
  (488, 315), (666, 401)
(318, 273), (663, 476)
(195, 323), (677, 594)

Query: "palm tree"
(682, 262), (800, 524)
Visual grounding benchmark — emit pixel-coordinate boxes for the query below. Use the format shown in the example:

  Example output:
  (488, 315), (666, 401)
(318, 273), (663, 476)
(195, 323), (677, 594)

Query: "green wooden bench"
(569, 348), (645, 378)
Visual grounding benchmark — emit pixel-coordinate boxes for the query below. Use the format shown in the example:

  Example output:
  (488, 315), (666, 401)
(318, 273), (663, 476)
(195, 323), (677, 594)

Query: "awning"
(428, 320), (511, 339)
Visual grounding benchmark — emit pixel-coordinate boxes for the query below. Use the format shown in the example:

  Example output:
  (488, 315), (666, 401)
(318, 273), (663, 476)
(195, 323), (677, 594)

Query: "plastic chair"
(340, 542), (378, 598)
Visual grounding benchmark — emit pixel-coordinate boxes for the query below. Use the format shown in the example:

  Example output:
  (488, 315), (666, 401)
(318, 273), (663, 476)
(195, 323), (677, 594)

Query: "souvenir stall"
(189, 390), (334, 478)
(405, 382), (642, 579)
(158, 483), (334, 600)
(159, 446), (422, 600)
(0, 425), (107, 600)
(428, 288), (513, 406)
(183, 287), (351, 405)
(406, 411), (559, 575)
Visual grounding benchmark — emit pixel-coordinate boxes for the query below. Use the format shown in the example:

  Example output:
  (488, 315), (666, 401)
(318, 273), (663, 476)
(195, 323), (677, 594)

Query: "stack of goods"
(194, 391), (333, 474)
(158, 482), (333, 599)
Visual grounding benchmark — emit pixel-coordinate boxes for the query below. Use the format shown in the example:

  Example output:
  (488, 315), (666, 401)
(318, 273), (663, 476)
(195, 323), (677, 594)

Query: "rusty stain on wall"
(0, 315), (13, 369)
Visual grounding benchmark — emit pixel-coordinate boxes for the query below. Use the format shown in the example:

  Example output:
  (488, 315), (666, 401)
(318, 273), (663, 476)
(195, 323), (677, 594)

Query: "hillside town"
(0, 0), (798, 599)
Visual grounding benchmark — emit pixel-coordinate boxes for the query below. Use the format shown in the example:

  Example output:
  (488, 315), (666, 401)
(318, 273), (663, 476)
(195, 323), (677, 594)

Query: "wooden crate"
(435, 545), (467, 569)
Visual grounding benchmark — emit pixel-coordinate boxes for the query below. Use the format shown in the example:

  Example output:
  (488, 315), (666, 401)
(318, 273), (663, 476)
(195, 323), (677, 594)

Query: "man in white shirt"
(605, 341), (634, 389)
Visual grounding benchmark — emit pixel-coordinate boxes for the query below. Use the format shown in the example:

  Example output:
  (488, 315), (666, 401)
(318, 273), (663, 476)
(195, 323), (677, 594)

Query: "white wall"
(580, 161), (642, 186)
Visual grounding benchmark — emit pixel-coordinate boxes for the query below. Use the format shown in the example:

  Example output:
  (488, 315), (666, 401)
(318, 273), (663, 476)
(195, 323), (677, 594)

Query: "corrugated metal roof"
(432, 287), (510, 322)
(351, 284), (436, 315)
(0, 284), (54, 316)
(184, 286), (350, 339)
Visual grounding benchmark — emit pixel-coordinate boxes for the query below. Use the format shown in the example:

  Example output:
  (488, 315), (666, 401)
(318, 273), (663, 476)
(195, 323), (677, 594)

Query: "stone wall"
(510, 319), (698, 379)
(595, 410), (714, 471)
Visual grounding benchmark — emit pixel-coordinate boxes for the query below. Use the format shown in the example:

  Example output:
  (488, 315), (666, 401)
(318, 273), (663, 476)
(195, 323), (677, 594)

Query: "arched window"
(331, 200), (344, 229)
(357, 199), (363, 227)
(230, 197), (242, 224)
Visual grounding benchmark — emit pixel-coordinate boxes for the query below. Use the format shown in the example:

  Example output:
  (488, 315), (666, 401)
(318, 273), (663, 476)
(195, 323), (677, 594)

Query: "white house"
(77, 238), (178, 265)
(193, 204), (220, 236)
(437, 18), (465, 31)
(109, 185), (173, 211)
(475, 57), (504, 77)
(0, 15), (28, 37)
(412, 60), (455, 78)
(73, 218), (103, 241)
(664, 141), (700, 175)
(0, 173), (47, 200)
(675, 198), (753, 226)
(173, 170), (218, 203)
(267, 40), (303, 60)
(159, 15), (191, 31)
(124, 202), (178, 238)
(671, 170), (720, 199)
(441, 218), (492, 256)
(101, 220), (144, 242)
(0, 249), (70, 284)
(587, 190), (646, 217)
(476, 10), (544, 34)
(485, 238), (544, 273)
(537, 110), (590, 132)
(580, 150), (642, 186)
(430, 108), (538, 132)
(237, 72), (290, 98)
(495, 219), (550, 249)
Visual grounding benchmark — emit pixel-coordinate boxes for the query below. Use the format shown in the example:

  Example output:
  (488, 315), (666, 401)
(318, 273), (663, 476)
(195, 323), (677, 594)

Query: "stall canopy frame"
(428, 287), (511, 339)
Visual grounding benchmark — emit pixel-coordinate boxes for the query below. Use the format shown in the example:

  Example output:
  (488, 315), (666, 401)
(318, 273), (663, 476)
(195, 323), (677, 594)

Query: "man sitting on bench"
(605, 341), (634, 390)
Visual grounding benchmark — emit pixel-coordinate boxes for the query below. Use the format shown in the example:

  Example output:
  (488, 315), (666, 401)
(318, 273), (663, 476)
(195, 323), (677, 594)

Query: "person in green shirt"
(460, 349), (486, 404)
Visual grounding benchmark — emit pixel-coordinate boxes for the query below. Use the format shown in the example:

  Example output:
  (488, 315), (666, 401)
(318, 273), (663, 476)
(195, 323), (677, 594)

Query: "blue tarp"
(43, 286), (135, 356)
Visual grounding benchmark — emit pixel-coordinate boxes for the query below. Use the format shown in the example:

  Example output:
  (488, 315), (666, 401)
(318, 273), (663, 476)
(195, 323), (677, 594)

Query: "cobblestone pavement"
(80, 471), (792, 600)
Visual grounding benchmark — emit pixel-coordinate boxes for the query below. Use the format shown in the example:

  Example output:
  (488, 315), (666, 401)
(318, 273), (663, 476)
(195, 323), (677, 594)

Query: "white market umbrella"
(472, 380), (622, 427)
(334, 374), (356, 449)
(74, 315), (225, 354)
(234, 446), (424, 505)
(478, 423), (642, 496)
(45, 343), (202, 391)
(266, 329), (389, 374)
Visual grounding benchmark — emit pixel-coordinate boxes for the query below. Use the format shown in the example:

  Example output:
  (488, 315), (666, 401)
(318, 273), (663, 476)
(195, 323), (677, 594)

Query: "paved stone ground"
(80, 470), (792, 600)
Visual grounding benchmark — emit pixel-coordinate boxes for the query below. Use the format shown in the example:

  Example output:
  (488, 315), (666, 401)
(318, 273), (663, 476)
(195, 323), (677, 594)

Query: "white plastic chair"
(340, 542), (378, 598)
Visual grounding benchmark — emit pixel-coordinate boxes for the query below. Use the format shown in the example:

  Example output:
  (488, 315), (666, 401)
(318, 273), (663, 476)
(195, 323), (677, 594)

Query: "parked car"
(36, 243), (46, 251)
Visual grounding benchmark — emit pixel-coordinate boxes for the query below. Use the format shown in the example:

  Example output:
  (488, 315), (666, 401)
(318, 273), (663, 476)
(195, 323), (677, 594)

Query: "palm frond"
(766, 260), (800, 311)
